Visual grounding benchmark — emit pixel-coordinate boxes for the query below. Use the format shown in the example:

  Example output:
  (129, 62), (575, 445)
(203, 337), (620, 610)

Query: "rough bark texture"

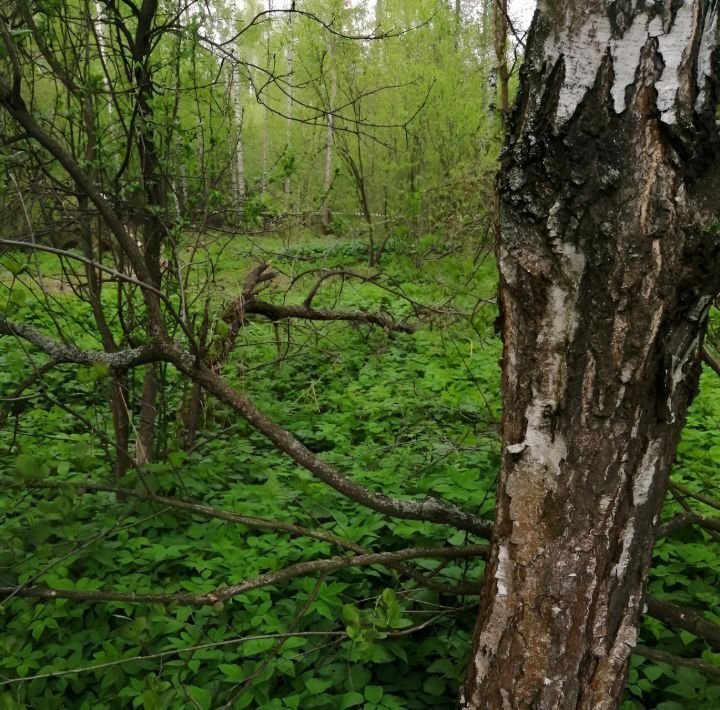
(464, 2), (720, 708)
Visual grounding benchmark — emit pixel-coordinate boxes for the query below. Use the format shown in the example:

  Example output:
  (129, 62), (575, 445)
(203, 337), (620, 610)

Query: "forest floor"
(0, 234), (719, 708)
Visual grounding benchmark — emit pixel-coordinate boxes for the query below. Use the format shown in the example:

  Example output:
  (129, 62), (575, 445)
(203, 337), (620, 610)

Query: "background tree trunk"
(493, 0), (509, 120)
(231, 10), (247, 206)
(321, 39), (337, 235)
(464, 2), (720, 708)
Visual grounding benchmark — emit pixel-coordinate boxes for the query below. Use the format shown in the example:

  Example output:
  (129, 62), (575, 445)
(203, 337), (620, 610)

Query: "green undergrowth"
(0, 237), (719, 708)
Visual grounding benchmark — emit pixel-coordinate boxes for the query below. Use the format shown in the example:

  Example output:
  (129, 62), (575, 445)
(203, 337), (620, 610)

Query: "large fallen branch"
(222, 263), (414, 334)
(23, 480), (485, 595)
(0, 317), (492, 537)
(644, 597), (720, 648)
(634, 645), (720, 681)
(165, 342), (492, 536)
(0, 544), (489, 605)
(0, 318), (163, 369)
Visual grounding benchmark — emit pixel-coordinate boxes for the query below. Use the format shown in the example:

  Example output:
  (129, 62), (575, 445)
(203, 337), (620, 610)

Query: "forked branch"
(0, 319), (492, 537)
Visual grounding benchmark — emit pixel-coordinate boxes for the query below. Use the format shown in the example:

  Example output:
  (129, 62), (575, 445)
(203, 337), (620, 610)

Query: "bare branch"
(669, 482), (720, 513)
(0, 319), (491, 537)
(0, 357), (60, 428)
(634, 645), (720, 681)
(0, 544), (488, 605)
(25, 480), (366, 553)
(0, 631), (346, 687)
(244, 300), (414, 333)
(655, 512), (720, 539)
(0, 238), (163, 297)
(644, 596), (720, 648)
(165, 342), (492, 537)
(222, 8), (429, 46)
(21, 480), (486, 596)
(0, 317), (163, 370)
(702, 346), (720, 377)
(224, 263), (414, 333)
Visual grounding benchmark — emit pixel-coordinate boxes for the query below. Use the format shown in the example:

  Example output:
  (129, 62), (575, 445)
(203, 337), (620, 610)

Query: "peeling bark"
(464, 1), (720, 708)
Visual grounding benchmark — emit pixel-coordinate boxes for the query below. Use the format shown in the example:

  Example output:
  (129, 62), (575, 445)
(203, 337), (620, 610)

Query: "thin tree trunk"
(81, 5), (132, 479)
(464, 2), (720, 708)
(493, 0), (509, 120)
(231, 10), (246, 207)
(284, 45), (293, 208)
(135, 364), (158, 467)
(233, 65), (246, 204)
(321, 41), (337, 234)
(261, 0), (273, 196)
(455, 0), (461, 47)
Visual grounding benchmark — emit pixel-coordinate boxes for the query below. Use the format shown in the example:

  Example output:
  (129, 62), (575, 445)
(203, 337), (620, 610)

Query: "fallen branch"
(644, 596), (720, 648)
(0, 318), (492, 537)
(655, 512), (720, 538)
(245, 299), (415, 333)
(669, 482), (720, 512)
(0, 318), (163, 370)
(0, 544), (488, 605)
(634, 645), (720, 681)
(166, 341), (492, 537)
(223, 263), (414, 334)
(22, 481), (485, 596)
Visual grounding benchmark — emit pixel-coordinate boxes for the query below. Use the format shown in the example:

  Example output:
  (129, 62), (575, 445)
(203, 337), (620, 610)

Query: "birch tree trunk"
(261, 0), (273, 196)
(463, 2), (720, 708)
(232, 58), (246, 205)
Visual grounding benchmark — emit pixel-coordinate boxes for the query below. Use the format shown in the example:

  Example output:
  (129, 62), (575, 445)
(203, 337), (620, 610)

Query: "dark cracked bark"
(463, 2), (720, 708)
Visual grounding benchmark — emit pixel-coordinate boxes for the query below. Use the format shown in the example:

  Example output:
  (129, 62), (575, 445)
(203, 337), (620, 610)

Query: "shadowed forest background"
(1, 0), (719, 708)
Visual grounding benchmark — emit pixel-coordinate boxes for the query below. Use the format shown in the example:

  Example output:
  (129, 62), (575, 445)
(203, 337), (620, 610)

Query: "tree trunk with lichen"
(463, 2), (720, 708)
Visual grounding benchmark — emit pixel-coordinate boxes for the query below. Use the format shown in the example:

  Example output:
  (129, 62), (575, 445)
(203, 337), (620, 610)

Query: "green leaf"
(1, 255), (26, 276)
(679, 630), (697, 646)
(241, 638), (275, 657)
(423, 676), (446, 696)
(337, 692), (364, 709)
(118, 616), (148, 641)
(305, 677), (333, 694)
(186, 686), (211, 710)
(643, 664), (664, 682)
(218, 664), (245, 682)
(15, 454), (39, 478)
(364, 686), (383, 703)
(342, 604), (361, 626)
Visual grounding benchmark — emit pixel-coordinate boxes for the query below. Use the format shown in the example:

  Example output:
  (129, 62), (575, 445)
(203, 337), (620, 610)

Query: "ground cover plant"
(1, 234), (720, 708)
(1, 0), (720, 707)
